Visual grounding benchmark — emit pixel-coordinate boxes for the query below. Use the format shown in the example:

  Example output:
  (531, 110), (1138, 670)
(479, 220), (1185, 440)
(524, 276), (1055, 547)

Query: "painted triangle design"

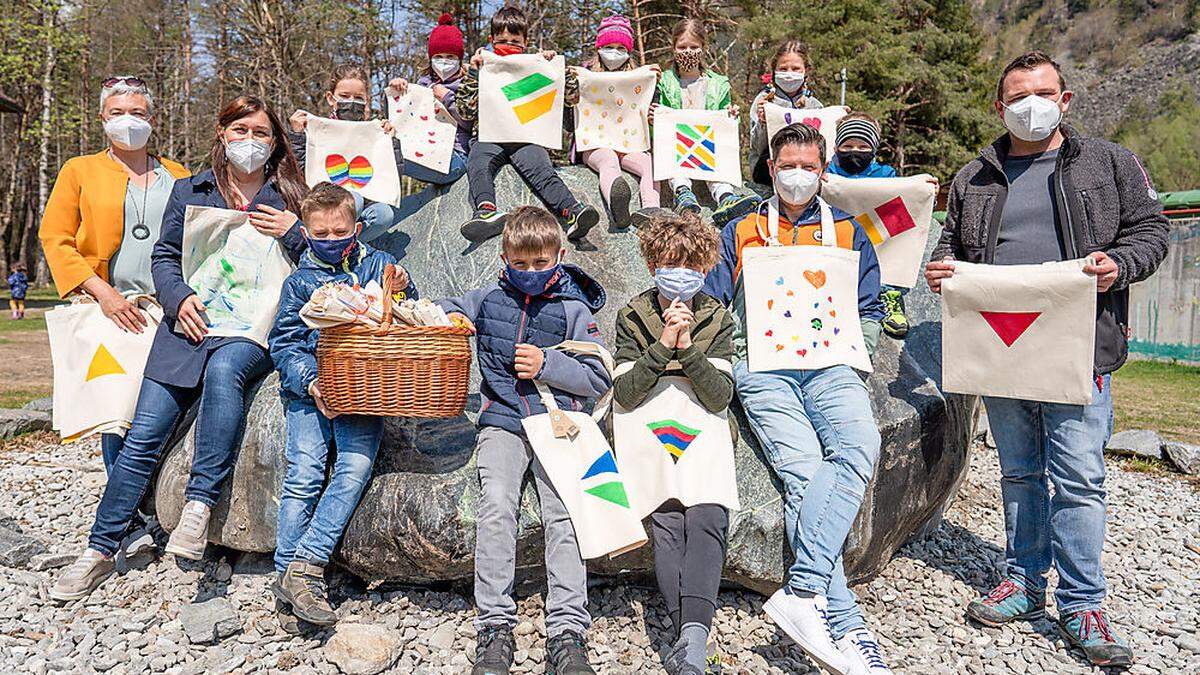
(581, 449), (618, 481)
(980, 311), (1042, 347)
(647, 420), (701, 464)
(86, 344), (126, 381)
(584, 480), (630, 508)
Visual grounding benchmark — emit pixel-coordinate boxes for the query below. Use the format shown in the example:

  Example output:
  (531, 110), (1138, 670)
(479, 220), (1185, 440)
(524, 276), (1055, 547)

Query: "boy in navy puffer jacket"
(267, 182), (417, 630)
(438, 206), (610, 675)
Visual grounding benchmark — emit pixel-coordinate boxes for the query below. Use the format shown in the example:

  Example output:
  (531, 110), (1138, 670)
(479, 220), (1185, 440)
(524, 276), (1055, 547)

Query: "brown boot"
(272, 562), (338, 626)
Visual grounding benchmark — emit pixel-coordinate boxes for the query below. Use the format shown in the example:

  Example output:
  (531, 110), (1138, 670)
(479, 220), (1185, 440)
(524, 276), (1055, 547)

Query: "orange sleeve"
(38, 159), (94, 298)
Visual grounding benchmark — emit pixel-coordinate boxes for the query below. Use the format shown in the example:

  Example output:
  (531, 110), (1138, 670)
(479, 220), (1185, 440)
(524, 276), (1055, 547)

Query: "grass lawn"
(0, 388), (50, 409)
(1113, 360), (1200, 444)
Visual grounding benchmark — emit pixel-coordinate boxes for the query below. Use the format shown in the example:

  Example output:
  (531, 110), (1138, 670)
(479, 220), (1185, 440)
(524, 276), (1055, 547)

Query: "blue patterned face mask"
(654, 267), (705, 302)
(505, 263), (563, 296)
(307, 232), (358, 265)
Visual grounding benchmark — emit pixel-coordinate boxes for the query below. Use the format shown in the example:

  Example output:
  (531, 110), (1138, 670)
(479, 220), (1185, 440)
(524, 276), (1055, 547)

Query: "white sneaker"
(836, 627), (893, 674)
(763, 588), (849, 674)
(49, 549), (114, 602)
(165, 500), (211, 560)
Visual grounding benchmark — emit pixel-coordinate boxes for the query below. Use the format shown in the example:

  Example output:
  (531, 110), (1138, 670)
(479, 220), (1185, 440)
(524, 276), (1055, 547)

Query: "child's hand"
(659, 318), (680, 349)
(727, 104), (740, 118)
(647, 102), (658, 124)
(388, 77), (408, 95)
(514, 343), (544, 379)
(309, 382), (339, 419)
(540, 50), (556, 61)
(756, 98), (767, 124)
(432, 83), (450, 99)
(176, 295), (210, 343)
(289, 110), (308, 133)
(381, 120), (395, 135)
(648, 64), (662, 81)
(470, 49), (485, 69)
(675, 317), (693, 349)
(448, 312), (476, 333)
(393, 266), (410, 290)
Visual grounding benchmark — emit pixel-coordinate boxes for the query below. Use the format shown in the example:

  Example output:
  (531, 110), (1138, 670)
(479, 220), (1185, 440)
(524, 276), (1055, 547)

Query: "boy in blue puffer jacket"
(267, 182), (417, 631)
(438, 206), (610, 675)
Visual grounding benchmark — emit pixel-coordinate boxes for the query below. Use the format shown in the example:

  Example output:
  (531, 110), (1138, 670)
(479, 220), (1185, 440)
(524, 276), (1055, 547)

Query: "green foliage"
(1113, 84), (1200, 192)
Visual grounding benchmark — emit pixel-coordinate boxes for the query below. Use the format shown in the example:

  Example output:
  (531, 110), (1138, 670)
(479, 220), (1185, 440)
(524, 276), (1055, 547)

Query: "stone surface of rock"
(21, 397), (52, 414)
(323, 623), (403, 675)
(0, 409), (52, 439)
(0, 513), (47, 568)
(153, 165), (976, 592)
(1105, 429), (1164, 460)
(179, 598), (242, 644)
(1163, 441), (1200, 474)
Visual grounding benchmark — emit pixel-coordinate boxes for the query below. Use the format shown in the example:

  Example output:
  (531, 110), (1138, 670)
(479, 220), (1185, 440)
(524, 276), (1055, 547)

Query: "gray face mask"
(334, 98), (368, 121)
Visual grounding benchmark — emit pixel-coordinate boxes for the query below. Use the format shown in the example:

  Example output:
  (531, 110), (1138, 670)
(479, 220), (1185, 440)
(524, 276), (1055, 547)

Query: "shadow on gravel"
(894, 521), (1005, 597)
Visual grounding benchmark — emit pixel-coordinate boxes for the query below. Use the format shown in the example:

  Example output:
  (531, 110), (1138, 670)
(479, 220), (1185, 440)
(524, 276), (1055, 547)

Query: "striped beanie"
(835, 117), (881, 150)
(596, 14), (634, 52)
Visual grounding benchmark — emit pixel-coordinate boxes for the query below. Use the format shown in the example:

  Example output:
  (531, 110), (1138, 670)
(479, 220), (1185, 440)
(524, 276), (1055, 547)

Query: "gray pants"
(474, 426), (590, 637)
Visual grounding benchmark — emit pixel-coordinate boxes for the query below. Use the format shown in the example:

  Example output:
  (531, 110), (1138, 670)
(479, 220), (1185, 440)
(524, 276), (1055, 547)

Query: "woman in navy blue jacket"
(52, 95), (310, 602)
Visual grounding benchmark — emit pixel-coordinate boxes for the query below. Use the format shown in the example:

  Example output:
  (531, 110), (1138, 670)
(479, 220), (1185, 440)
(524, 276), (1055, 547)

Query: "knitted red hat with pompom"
(428, 13), (464, 58)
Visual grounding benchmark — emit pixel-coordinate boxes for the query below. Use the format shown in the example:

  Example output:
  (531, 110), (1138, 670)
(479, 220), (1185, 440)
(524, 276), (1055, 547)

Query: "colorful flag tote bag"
(522, 341), (647, 559)
(742, 197), (872, 373)
(478, 53), (567, 149)
(941, 258), (1097, 404)
(612, 364), (740, 518)
(305, 116), (403, 206)
(573, 67), (657, 153)
(652, 107), (743, 186)
(821, 174), (937, 288)
(47, 295), (163, 440)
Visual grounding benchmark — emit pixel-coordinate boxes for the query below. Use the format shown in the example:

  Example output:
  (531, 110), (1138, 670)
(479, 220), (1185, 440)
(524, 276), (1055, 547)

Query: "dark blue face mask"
(505, 262), (562, 296)
(308, 232), (358, 265)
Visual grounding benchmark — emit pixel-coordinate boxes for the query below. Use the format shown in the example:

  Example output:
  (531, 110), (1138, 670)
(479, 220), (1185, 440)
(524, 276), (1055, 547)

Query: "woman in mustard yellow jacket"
(39, 76), (189, 479)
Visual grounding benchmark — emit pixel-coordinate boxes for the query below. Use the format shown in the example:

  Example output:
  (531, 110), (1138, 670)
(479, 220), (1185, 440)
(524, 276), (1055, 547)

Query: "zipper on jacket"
(516, 294), (532, 416)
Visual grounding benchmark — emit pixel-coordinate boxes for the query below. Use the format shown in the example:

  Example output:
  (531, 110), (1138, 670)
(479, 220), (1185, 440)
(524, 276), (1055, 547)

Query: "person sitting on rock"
(438, 206), (610, 675)
(267, 181), (416, 632)
(456, 5), (601, 244)
(703, 122), (893, 674)
(611, 211), (735, 675)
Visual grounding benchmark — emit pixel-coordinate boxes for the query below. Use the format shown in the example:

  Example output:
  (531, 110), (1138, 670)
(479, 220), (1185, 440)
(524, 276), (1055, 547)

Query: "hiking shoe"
(711, 193), (760, 228)
(663, 636), (705, 675)
(50, 549), (114, 602)
(1058, 609), (1133, 668)
(165, 500), (210, 560)
(705, 640), (723, 674)
(461, 204), (508, 243)
(547, 630), (595, 674)
(472, 624), (515, 675)
(563, 203), (600, 241)
(274, 598), (317, 636)
(836, 627), (893, 674)
(629, 207), (673, 229)
(674, 187), (701, 215)
(763, 587), (849, 674)
(881, 289), (909, 339)
(966, 578), (1046, 627)
(607, 176), (633, 228)
(273, 562), (338, 626)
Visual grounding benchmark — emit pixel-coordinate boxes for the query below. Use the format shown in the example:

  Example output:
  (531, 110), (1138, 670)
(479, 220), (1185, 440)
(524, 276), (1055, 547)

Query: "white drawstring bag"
(522, 341), (647, 559)
(46, 294), (163, 440)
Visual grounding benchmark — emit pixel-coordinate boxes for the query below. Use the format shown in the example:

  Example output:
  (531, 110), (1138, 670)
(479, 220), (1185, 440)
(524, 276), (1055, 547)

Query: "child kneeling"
(267, 182), (417, 629)
(613, 212), (735, 674)
(439, 206), (610, 675)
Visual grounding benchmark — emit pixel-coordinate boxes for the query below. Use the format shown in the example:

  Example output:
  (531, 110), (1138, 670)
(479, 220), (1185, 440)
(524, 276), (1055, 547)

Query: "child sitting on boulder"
(612, 211), (736, 675)
(266, 181), (416, 631)
(438, 206), (610, 675)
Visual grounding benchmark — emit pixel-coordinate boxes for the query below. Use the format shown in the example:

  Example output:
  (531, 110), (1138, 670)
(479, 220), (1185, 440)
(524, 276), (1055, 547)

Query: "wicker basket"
(316, 265), (472, 417)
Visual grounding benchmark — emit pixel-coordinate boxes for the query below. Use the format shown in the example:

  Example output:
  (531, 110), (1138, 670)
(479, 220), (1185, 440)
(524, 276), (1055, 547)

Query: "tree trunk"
(182, 0), (192, 163)
(35, 2), (58, 286)
(80, 0), (90, 154)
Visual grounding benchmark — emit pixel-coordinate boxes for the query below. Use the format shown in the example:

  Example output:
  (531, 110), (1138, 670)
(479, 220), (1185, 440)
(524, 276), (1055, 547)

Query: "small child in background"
(655, 18), (758, 226)
(7, 262), (28, 320)
(457, 5), (600, 244)
(748, 41), (825, 185)
(612, 212), (735, 675)
(267, 182), (416, 632)
(439, 206), (609, 675)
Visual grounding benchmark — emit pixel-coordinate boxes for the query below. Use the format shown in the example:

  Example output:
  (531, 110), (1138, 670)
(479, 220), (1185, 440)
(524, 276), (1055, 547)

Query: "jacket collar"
(980, 123), (1081, 174)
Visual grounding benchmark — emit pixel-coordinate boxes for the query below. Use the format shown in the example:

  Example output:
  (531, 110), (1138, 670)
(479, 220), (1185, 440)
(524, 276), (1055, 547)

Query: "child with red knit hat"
(386, 12), (471, 186)
(574, 14), (666, 228)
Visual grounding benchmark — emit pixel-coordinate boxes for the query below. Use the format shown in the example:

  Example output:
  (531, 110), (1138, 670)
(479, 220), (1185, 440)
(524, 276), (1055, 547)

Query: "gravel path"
(0, 432), (1197, 674)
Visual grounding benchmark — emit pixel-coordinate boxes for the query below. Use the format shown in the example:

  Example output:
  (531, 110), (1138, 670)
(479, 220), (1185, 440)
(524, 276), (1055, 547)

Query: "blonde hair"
(637, 211), (719, 271)
(300, 182), (357, 224)
(502, 206), (562, 255)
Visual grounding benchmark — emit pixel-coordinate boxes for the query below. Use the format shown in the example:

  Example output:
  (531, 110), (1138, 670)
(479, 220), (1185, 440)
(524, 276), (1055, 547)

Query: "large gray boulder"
(154, 165), (975, 592)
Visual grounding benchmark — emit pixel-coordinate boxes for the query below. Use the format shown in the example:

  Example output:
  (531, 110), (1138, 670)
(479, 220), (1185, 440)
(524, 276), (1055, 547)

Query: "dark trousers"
(650, 502), (730, 635)
(466, 141), (578, 215)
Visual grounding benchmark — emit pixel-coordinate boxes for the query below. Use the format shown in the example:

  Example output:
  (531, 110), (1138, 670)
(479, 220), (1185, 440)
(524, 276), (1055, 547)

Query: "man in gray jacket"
(926, 51), (1168, 668)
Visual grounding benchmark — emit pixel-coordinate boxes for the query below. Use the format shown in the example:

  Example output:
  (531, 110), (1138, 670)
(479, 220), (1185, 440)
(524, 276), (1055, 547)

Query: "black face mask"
(836, 149), (875, 175)
(335, 100), (367, 121)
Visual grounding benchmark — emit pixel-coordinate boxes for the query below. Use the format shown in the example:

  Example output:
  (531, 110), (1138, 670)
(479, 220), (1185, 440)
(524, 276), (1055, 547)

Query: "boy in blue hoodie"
(267, 182), (417, 630)
(439, 206), (609, 675)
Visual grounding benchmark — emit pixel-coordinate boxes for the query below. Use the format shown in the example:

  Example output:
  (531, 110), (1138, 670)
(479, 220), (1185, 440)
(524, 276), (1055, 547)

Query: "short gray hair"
(99, 76), (154, 115)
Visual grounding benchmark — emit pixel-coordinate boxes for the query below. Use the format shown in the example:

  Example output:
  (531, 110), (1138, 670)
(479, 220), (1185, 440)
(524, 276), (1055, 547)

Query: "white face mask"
(431, 56), (461, 80)
(598, 47), (630, 70)
(104, 114), (152, 151)
(225, 138), (271, 174)
(774, 167), (821, 206)
(1002, 94), (1064, 142)
(774, 71), (806, 94)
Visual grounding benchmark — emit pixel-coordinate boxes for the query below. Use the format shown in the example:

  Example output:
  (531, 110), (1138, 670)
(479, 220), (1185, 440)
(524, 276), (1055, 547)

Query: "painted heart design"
(801, 117), (821, 129)
(325, 154), (373, 189)
(786, 290), (795, 297)
(775, 276), (786, 286)
(775, 344), (785, 352)
(767, 299), (775, 310)
(827, 296), (833, 302)
(823, 340), (830, 347)
(803, 270), (826, 289)
(830, 310), (837, 317)
(797, 349), (807, 357)
(634, 85), (643, 94)
(420, 115), (429, 121)
(414, 151), (424, 157)
(765, 329), (773, 337)
(834, 327), (840, 335)
(784, 310), (792, 318)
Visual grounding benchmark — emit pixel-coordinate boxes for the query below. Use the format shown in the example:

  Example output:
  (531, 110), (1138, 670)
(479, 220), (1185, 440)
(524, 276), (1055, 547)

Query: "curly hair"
(637, 211), (720, 271)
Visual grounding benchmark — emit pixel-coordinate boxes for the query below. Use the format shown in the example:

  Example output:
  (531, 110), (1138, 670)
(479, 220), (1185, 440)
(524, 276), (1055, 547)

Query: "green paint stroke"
(219, 257), (237, 289)
(584, 481), (630, 509)
(501, 73), (553, 101)
(646, 419), (701, 437)
(676, 123), (701, 141)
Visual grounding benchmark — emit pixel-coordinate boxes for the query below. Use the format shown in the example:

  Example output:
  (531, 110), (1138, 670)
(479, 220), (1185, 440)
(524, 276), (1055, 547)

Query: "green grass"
(1113, 360), (1200, 444)
(0, 388), (49, 409)
(0, 316), (46, 339)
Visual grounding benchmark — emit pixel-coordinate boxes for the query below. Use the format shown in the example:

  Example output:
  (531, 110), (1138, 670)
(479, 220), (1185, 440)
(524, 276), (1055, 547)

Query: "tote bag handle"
(531, 340), (615, 439)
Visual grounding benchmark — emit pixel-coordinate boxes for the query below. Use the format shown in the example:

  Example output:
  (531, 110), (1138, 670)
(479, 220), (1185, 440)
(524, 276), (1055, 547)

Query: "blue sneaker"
(674, 187), (701, 215)
(1058, 609), (1133, 668)
(711, 193), (760, 228)
(966, 578), (1046, 627)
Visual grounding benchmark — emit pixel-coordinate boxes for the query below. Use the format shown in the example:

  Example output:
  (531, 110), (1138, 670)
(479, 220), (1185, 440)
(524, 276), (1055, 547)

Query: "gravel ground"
(1, 432), (1197, 674)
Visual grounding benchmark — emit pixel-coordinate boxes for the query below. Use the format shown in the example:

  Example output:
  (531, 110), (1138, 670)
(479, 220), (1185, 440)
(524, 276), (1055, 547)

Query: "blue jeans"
(101, 433), (123, 475)
(983, 375), (1113, 613)
(402, 148), (467, 186)
(274, 399), (383, 574)
(88, 341), (271, 556)
(734, 362), (881, 639)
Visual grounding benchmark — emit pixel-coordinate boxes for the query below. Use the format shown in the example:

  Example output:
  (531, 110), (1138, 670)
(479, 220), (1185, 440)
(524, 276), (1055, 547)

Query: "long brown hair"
(209, 95), (307, 214)
(767, 40), (813, 90)
(669, 18), (708, 72)
(327, 64), (370, 95)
